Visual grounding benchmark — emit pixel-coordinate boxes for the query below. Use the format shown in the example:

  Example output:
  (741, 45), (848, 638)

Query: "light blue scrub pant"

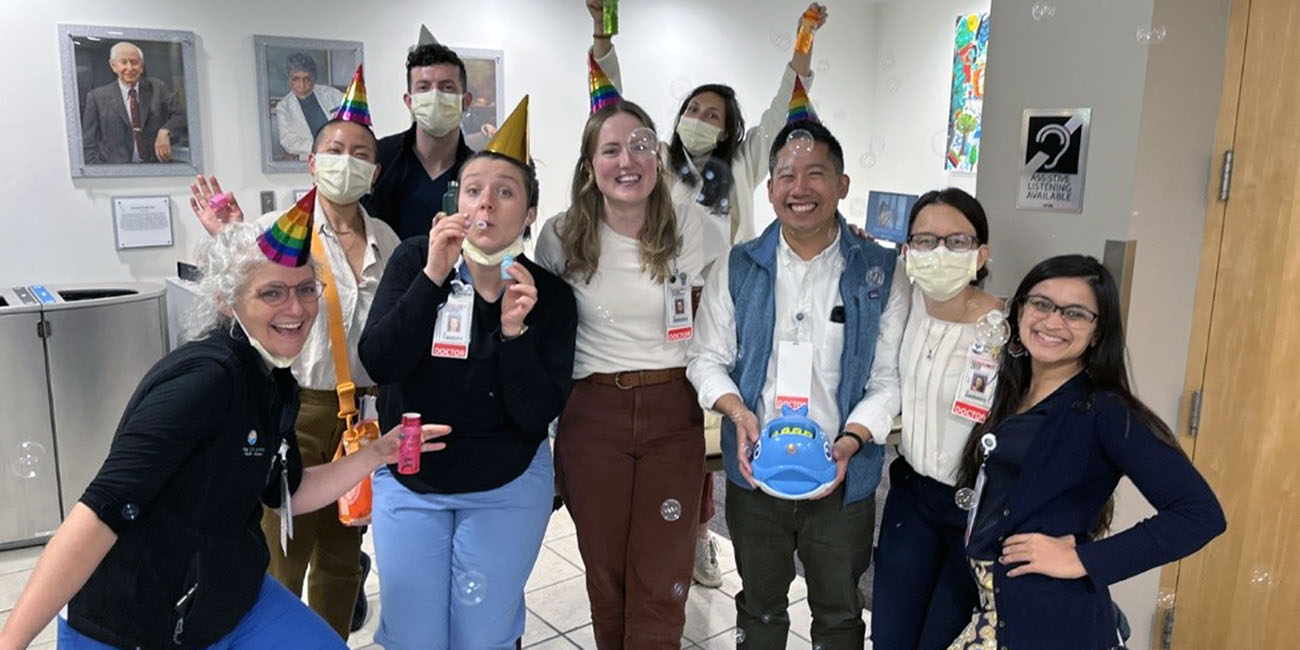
(371, 441), (553, 650)
(57, 574), (345, 649)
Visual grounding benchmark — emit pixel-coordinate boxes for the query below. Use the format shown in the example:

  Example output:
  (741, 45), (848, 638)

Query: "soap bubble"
(660, 498), (682, 522)
(1031, 3), (1056, 21)
(954, 487), (977, 511)
(885, 74), (902, 95)
(670, 77), (694, 101)
(850, 197), (867, 217)
(879, 54), (895, 71)
(785, 129), (816, 156)
(1156, 589), (1176, 608)
(761, 613), (772, 624)
(870, 136), (887, 153)
(595, 305), (617, 325)
(1249, 566), (1273, 588)
(865, 266), (886, 289)
(735, 628), (747, 643)
(452, 569), (487, 606)
(672, 581), (687, 600)
(10, 441), (46, 480)
(1137, 25), (1167, 45)
(816, 58), (830, 74)
(771, 32), (793, 52)
(859, 153), (877, 169)
(473, 219), (488, 230)
(628, 127), (658, 159)
(120, 503), (141, 521)
(931, 130), (949, 156)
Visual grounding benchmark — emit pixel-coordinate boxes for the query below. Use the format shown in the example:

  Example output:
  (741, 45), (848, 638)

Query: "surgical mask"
(232, 314), (301, 370)
(313, 153), (376, 204)
(905, 247), (978, 301)
(676, 117), (723, 155)
(409, 90), (464, 137)
(462, 236), (525, 266)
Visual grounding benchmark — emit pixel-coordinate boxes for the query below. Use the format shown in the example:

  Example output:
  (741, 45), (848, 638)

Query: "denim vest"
(721, 215), (898, 505)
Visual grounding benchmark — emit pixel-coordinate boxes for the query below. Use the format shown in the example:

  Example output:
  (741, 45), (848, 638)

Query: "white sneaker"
(692, 532), (723, 588)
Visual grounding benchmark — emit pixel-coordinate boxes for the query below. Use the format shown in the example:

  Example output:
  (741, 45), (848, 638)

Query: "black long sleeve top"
(359, 238), (577, 494)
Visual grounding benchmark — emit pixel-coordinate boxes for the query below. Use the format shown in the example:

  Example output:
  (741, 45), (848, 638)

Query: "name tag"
(775, 340), (814, 412)
(665, 272), (693, 342)
(951, 349), (999, 423)
(432, 283), (473, 360)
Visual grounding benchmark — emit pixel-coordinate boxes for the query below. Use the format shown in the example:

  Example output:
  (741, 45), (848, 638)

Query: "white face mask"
(461, 236), (526, 266)
(905, 247), (979, 301)
(232, 314), (301, 369)
(313, 153), (376, 204)
(676, 116), (723, 156)
(409, 90), (464, 137)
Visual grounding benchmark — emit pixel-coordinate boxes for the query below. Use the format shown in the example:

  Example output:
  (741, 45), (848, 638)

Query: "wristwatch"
(835, 430), (866, 455)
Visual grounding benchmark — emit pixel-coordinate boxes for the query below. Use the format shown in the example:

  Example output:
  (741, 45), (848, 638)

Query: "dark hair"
(908, 187), (991, 284)
(405, 43), (468, 92)
(669, 84), (745, 185)
(285, 53), (318, 79)
(459, 150), (540, 209)
(767, 120), (845, 176)
(311, 118), (379, 155)
(955, 255), (1183, 536)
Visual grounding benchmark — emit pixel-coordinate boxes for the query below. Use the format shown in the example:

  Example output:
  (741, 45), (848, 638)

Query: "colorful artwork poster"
(946, 12), (989, 173)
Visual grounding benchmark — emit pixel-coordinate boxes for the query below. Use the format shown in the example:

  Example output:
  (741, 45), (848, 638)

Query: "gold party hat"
(483, 95), (529, 164)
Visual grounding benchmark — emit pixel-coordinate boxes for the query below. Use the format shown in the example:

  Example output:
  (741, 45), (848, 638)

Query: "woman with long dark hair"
(946, 254), (1224, 649)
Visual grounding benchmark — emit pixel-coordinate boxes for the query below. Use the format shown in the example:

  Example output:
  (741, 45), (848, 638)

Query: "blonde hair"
(558, 102), (680, 284)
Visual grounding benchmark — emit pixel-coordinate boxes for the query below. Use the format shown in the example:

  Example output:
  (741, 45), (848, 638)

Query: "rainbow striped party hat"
(333, 64), (372, 126)
(258, 188), (315, 267)
(786, 77), (819, 124)
(588, 52), (621, 114)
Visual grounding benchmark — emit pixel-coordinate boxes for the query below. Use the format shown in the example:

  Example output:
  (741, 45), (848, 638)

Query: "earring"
(1007, 337), (1026, 358)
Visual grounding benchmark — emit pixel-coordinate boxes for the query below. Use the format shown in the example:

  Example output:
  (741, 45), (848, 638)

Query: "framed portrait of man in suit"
(254, 35), (363, 173)
(58, 25), (203, 178)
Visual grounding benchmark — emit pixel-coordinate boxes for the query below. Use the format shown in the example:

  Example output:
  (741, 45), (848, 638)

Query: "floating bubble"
(735, 628), (747, 643)
(121, 503), (140, 521)
(885, 74), (902, 95)
(879, 53), (895, 71)
(931, 130), (949, 156)
(761, 613), (772, 624)
(628, 127), (658, 159)
(859, 153), (877, 169)
(1031, 3), (1056, 21)
(595, 305), (617, 325)
(660, 498), (682, 522)
(870, 136), (887, 154)
(772, 32), (793, 52)
(452, 569), (487, 606)
(10, 441), (46, 480)
(1156, 589), (1176, 608)
(816, 58), (830, 74)
(850, 197), (867, 217)
(672, 581), (687, 600)
(865, 266), (886, 289)
(1137, 25), (1167, 45)
(786, 129), (816, 156)
(954, 487), (978, 511)
(473, 219), (488, 230)
(670, 77), (694, 101)
(1249, 566), (1273, 588)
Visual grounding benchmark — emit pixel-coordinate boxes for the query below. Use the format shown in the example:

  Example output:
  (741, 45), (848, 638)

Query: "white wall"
(0, 0), (883, 287)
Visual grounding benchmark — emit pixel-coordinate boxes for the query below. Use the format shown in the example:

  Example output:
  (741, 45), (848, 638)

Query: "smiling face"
(1018, 276), (1099, 370)
(108, 44), (143, 86)
(590, 112), (658, 208)
(232, 262), (319, 359)
(681, 90), (727, 132)
(459, 156), (536, 254)
(767, 140), (848, 238)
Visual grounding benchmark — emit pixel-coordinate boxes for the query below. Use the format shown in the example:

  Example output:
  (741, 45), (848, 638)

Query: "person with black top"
(358, 98), (577, 650)
(363, 27), (475, 240)
(947, 255), (1225, 649)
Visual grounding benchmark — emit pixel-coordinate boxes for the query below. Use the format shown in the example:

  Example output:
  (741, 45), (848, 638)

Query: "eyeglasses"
(1022, 294), (1098, 325)
(906, 232), (980, 252)
(253, 280), (323, 307)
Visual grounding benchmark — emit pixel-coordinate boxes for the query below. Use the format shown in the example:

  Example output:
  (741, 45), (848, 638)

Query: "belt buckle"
(613, 372), (635, 390)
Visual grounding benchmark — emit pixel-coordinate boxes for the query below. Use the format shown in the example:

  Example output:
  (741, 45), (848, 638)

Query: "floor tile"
(544, 507), (576, 543)
(527, 635), (579, 649)
(0, 546), (42, 577)
(0, 569), (33, 613)
(527, 575), (592, 634)
(523, 608), (560, 646)
(526, 546), (584, 594)
(682, 581), (738, 643)
(544, 533), (585, 570)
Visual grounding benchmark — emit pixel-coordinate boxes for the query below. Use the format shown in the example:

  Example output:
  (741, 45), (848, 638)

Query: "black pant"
(871, 457), (978, 650)
(725, 480), (875, 650)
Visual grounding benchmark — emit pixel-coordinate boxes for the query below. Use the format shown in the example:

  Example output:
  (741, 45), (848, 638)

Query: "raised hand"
(500, 262), (538, 338)
(425, 212), (469, 284)
(189, 175), (245, 236)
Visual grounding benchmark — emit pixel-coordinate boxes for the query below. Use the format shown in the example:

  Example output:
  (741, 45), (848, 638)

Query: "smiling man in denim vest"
(687, 120), (908, 650)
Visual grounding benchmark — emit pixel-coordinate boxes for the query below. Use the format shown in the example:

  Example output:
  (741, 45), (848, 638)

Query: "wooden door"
(1157, 0), (1300, 646)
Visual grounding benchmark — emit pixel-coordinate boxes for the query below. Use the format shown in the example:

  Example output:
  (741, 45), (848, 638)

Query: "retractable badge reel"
(957, 432), (998, 546)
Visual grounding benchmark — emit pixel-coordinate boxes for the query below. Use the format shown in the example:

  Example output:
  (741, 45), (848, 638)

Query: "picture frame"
(254, 35), (364, 173)
(865, 191), (918, 244)
(450, 47), (505, 151)
(58, 24), (204, 178)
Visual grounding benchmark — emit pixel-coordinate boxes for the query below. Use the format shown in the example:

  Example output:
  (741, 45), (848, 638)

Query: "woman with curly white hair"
(0, 221), (448, 650)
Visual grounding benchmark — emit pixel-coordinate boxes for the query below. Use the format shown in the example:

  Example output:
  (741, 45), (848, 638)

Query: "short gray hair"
(184, 223), (271, 341)
(109, 41), (142, 62)
(285, 53), (318, 80)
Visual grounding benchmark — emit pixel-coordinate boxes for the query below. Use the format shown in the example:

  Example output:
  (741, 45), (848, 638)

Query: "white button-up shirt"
(257, 203), (401, 391)
(687, 230), (909, 442)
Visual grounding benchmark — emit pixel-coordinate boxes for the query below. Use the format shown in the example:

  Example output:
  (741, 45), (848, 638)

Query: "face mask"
(462, 236), (526, 266)
(409, 90), (464, 137)
(313, 153), (376, 204)
(232, 313), (301, 369)
(676, 116), (723, 155)
(905, 247), (978, 301)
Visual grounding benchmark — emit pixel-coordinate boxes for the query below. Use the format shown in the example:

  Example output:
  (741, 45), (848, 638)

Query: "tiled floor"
(0, 507), (871, 649)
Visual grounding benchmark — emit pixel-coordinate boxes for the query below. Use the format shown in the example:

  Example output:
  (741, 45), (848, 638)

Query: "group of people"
(0, 4), (1226, 650)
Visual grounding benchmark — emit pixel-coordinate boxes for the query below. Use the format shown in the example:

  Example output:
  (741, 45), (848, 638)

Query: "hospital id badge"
(278, 439), (293, 555)
(432, 285), (473, 359)
(775, 340), (813, 412)
(665, 272), (693, 342)
(951, 350), (999, 423)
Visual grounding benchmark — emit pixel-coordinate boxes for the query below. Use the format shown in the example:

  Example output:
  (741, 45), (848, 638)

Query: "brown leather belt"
(585, 368), (688, 390)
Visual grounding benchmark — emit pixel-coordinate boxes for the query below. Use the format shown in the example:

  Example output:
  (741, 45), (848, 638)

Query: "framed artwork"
(451, 47), (505, 151)
(58, 25), (203, 178)
(865, 191), (917, 244)
(254, 35), (364, 173)
(945, 12), (989, 174)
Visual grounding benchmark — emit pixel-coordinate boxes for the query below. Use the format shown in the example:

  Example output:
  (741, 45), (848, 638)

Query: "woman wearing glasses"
(0, 222), (447, 650)
(534, 100), (708, 649)
(872, 188), (1004, 650)
(945, 254), (1223, 649)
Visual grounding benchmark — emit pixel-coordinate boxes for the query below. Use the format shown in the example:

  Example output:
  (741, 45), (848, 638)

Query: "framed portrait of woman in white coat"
(254, 35), (363, 173)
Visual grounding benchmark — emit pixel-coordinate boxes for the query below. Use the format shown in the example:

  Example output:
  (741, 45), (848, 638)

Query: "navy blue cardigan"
(982, 376), (1225, 648)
